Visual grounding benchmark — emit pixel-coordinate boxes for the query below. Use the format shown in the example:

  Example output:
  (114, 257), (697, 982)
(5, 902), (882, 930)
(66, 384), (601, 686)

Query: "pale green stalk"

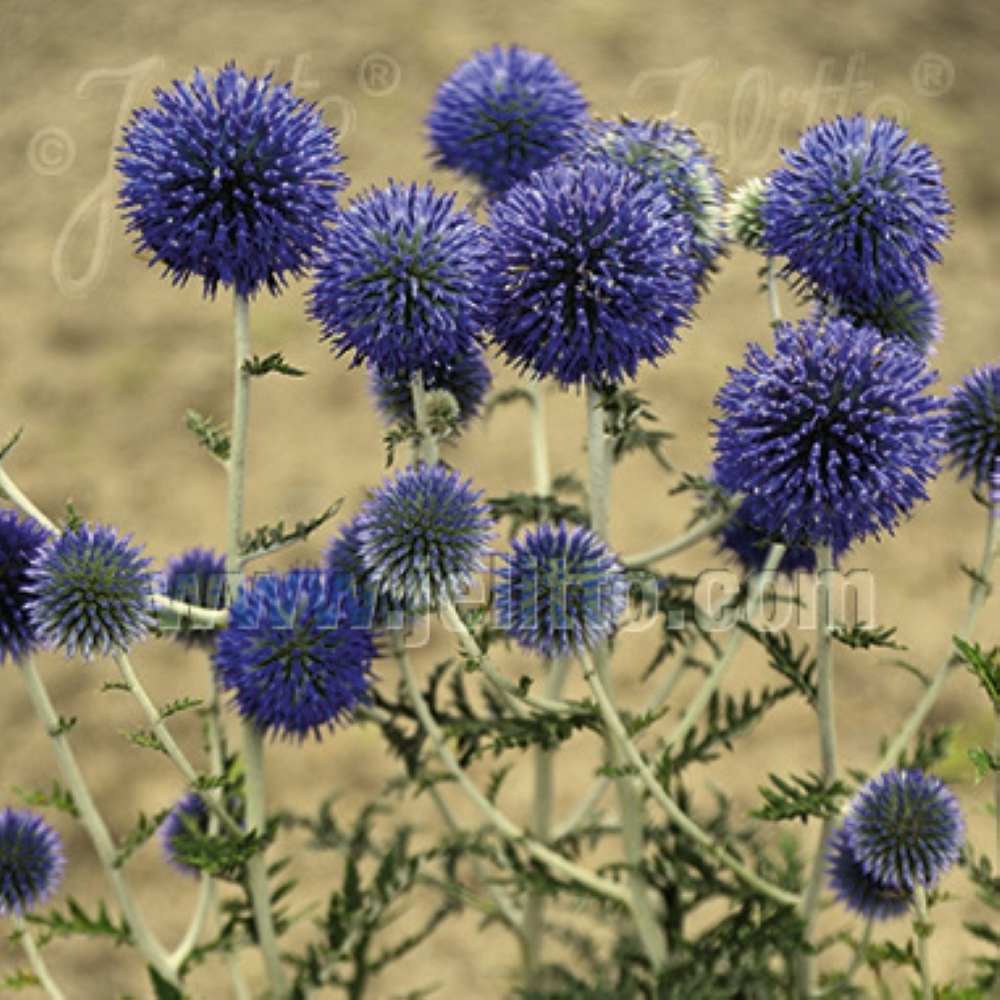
(13, 916), (65, 1000)
(879, 501), (998, 772)
(394, 638), (632, 909)
(578, 650), (799, 908)
(798, 546), (838, 998)
(410, 370), (439, 466)
(624, 502), (738, 569)
(17, 656), (178, 984)
(228, 291), (287, 998)
(914, 887), (934, 1000)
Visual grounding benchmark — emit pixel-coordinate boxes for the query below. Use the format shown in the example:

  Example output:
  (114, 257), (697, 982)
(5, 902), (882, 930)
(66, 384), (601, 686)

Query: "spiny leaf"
(123, 729), (166, 754)
(242, 352), (306, 378)
(185, 409), (230, 462)
(115, 808), (170, 867)
(752, 772), (848, 823)
(14, 781), (78, 819)
(968, 746), (1000, 783)
(239, 502), (342, 559)
(828, 621), (904, 650)
(953, 637), (1000, 711)
(160, 697), (203, 721)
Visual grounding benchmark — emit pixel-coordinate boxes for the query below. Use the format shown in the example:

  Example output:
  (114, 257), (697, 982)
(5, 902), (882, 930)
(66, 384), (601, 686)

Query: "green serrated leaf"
(160, 697), (203, 721)
(14, 780), (79, 819)
(953, 637), (1000, 712)
(752, 772), (848, 823)
(828, 621), (904, 650)
(968, 746), (1000, 783)
(148, 965), (187, 1000)
(242, 352), (307, 378)
(184, 410), (231, 463)
(239, 502), (342, 560)
(123, 730), (167, 754)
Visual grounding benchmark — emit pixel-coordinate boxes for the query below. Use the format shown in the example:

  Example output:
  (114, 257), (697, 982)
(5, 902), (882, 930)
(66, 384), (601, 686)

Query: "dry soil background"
(1, 1), (998, 997)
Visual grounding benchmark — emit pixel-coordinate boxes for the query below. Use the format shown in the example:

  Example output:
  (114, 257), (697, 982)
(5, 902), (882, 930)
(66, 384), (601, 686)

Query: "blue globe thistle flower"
(822, 281), (942, 353)
(26, 524), (155, 660)
(574, 116), (726, 283)
(310, 182), (488, 374)
(159, 792), (209, 877)
(826, 825), (912, 922)
(324, 517), (408, 630)
(161, 547), (228, 649)
(945, 363), (1000, 490)
(118, 64), (347, 298)
(761, 115), (951, 302)
(0, 511), (49, 664)
(713, 316), (945, 554)
(427, 45), (588, 199)
(0, 809), (65, 916)
(214, 569), (378, 741)
(369, 349), (492, 431)
(486, 160), (699, 387)
(495, 522), (628, 659)
(354, 465), (494, 612)
(843, 769), (964, 893)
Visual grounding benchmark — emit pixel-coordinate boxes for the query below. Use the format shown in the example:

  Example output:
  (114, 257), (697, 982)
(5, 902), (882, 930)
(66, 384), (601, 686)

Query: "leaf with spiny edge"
(184, 409), (230, 463)
(238, 501), (342, 560)
(242, 352), (306, 378)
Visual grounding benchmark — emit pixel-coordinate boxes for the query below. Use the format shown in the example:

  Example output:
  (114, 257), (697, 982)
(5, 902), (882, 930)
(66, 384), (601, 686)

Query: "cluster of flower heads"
(0, 808), (64, 917)
(827, 769), (964, 920)
(118, 64), (347, 299)
(713, 316), (945, 556)
(755, 115), (951, 351)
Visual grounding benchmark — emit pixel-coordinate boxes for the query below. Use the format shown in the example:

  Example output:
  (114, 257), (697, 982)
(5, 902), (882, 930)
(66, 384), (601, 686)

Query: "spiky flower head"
(842, 769), (964, 893)
(725, 177), (767, 251)
(161, 547), (228, 649)
(159, 792), (209, 877)
(945, 363), (1000, 490)
(214, 569), (378, 741)
(761, 115), (951, 302)
(574, 116), (726, 282)
(0, 511), (49, 664)
(26, 524), (154, 660)
(495, 523), (628, 659)
(486, 160), (699, 387)
(0, 809), (65, 916)
(354, 465), (494, 613)
(427, 45), (588, 199)
(713, 316), (945, 554)
(118, 64), (347, 298)
(826, 825), (913, 921)
(369, 350), (492, 431)
(310, 182), (487, 374)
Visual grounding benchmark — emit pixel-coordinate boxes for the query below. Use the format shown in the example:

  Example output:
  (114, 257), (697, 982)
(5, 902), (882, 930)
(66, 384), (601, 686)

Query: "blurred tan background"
(1, 1), (998, 996)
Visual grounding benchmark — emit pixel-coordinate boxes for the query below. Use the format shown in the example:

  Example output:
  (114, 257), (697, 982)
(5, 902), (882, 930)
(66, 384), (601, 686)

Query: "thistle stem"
(586, 384), (612, 539)
(13, 915), (65, 1000)
(878, 500), (998, 772)
(393, 634), (632, 910)
(410, 370), (439, 466)
(228, 291), (287, 998)
(17, 656), (178, 984)
(914, 886), (934, 1000)
(528, 377), (552, 498)
(798, 545), (838, 998)
(624, 501), (739, 568)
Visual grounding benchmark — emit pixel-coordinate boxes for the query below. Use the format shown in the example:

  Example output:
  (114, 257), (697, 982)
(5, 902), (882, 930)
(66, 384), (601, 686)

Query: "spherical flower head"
(761, 115), (951, 302)
(161, 547), (228, 649)
(495, 523), (628, 659)
(354, 465), (494, 613)
(160, 792), (209, 877)
(725, 177), (767, 252)
(0, 809), (65, 916)
(945, 363), (1000, 490)
(574, 116), (726, 282)
(369, 349), (492, 431)
(713, 316), (945, 553)
(826, 825), (912, 921)
(843, 769), (964, 892)
(823, 280), (942, 354)
(214, 568), (378, 741)
(0, 511), (49, 664)
(310, 182), (488, 373)
(427, 45), (588, 199)
(486, 160), (699, 387)
(27, 524), (155, 661)
(118, 64), (347, 298)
